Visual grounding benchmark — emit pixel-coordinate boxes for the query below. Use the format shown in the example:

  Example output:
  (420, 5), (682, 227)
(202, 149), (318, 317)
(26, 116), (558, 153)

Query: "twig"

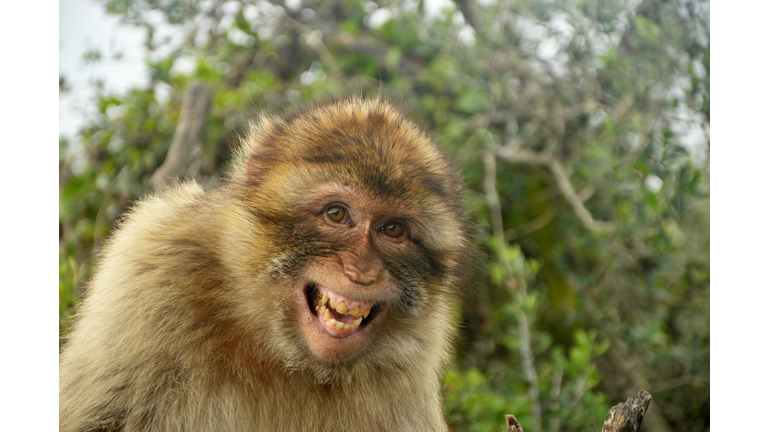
(305, 31), (341, 76)
(495, 146), (616, 232)
(505, 207), (557, 242)
(483, 150), (506, 240)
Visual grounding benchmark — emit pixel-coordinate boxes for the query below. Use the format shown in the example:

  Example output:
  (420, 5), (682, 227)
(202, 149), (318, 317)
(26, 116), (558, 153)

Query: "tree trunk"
(151, 82), (211, 189)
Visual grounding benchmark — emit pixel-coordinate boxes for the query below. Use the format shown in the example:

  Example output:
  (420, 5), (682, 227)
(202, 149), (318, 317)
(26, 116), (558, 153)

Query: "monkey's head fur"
(228, 96), (474, 380)
(60, 96), (476, 430)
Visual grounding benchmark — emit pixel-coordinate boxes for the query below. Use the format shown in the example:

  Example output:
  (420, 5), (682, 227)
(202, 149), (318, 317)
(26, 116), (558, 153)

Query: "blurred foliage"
(59, 0), (709, 431)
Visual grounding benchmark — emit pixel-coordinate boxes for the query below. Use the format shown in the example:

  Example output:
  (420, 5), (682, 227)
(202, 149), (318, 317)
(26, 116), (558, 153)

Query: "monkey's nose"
(343, 267), (375, 285)
(342, 260), (382, 285)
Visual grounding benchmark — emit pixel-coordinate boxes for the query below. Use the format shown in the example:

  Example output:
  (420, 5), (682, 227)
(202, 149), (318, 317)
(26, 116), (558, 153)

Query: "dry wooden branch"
(601, 390), (652, 432)
(503, 389), (651, 432)
(505, 414), (525, 432)
(151, 82), (211, 189)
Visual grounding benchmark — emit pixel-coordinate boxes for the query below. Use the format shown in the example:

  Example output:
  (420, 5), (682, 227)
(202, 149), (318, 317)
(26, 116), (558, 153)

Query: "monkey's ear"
(240, 116), (277, 179)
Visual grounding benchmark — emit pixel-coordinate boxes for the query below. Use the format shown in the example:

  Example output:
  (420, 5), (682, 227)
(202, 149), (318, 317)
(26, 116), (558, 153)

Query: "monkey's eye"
(381, 221), (405, 238)
(326, 206), (347, 223)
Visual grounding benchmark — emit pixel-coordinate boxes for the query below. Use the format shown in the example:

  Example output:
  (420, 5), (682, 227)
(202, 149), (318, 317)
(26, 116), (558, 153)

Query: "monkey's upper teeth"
(336, 301), (348, 314)
(316, 286), (374, 319)
(312, 285), (376, 337)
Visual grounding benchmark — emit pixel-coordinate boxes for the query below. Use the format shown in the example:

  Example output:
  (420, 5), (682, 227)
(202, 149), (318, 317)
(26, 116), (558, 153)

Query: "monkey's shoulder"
(112, 182), (226, 245)
(91, 182), (235, 290)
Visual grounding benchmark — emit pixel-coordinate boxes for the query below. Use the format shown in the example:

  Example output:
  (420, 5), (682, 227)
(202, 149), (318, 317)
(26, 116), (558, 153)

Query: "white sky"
(59, 0), (708, 163)
(58, 0), (458, 141)
(59, 0), (147, 141)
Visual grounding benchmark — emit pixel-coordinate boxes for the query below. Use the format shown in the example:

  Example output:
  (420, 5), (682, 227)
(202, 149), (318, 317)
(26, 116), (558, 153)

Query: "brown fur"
(60, 97), (475, 431)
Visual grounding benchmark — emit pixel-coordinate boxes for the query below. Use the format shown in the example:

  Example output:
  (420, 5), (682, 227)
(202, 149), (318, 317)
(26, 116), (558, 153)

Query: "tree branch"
(484, 149), (542, 430)
(455, 0), (484, 38)
(482, 150), (505, 240)
(505, 414), (525, 432)
(495, 146), (616, 232)
(601, 390), (652, 432)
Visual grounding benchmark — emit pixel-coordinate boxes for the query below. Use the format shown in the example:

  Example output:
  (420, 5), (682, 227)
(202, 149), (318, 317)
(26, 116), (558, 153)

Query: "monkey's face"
(290, 182), (431, 362)
(237, 98), (471, 368)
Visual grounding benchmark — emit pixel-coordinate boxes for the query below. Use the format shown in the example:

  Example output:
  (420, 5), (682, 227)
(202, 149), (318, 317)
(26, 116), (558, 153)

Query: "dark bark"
(151, 82), (211, 189)
(601, 390), (652, 432)
(505, 414), (525, 432)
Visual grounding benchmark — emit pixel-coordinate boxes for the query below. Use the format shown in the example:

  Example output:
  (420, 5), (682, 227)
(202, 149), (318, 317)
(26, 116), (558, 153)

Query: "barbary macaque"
(59, 97), (476, 431)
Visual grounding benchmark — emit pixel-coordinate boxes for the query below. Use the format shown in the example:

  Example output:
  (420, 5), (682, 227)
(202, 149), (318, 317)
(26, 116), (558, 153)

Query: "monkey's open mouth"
(306, 283), (380, 337)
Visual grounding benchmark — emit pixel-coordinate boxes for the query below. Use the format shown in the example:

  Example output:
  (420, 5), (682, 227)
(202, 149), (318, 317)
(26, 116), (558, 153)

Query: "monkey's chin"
(297, 283), (384, 362)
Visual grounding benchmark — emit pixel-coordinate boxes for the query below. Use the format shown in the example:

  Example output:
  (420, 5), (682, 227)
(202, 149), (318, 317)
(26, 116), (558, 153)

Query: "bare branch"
(496, 146), (616, 232)
(505, 414), (525, 432)
(601, 390), (652, 432)
(482, 150), (505, 240)
(305, 31), (341, 76)
(506, 207), (557, 242)
(515, 305), (542, 431)
(484, 148), (542, 430)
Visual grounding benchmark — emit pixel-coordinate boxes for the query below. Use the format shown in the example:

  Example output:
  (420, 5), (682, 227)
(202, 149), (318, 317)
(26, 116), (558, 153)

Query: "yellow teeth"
(315, 291), (375, 334)
(325, 316), (356, 334)
(317, 303), (364, 336)
(336, 301), (347, 314)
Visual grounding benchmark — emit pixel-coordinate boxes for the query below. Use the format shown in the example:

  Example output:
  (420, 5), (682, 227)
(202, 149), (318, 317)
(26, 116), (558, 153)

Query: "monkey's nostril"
(343, 266), (378, 285)
(344, 270), (364, 284)
(352, 275), (374, 285)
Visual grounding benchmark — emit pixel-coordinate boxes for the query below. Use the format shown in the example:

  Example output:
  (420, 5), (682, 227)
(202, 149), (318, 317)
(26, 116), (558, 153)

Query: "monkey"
(59, 96), (476, 432)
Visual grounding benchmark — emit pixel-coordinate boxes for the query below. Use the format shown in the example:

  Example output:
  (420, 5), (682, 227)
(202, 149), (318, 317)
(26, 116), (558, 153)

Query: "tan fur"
(60, 96), (475, 431)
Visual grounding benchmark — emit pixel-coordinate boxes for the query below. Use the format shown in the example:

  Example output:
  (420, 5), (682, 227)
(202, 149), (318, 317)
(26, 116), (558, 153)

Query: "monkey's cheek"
(298, 306), (376, 362)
